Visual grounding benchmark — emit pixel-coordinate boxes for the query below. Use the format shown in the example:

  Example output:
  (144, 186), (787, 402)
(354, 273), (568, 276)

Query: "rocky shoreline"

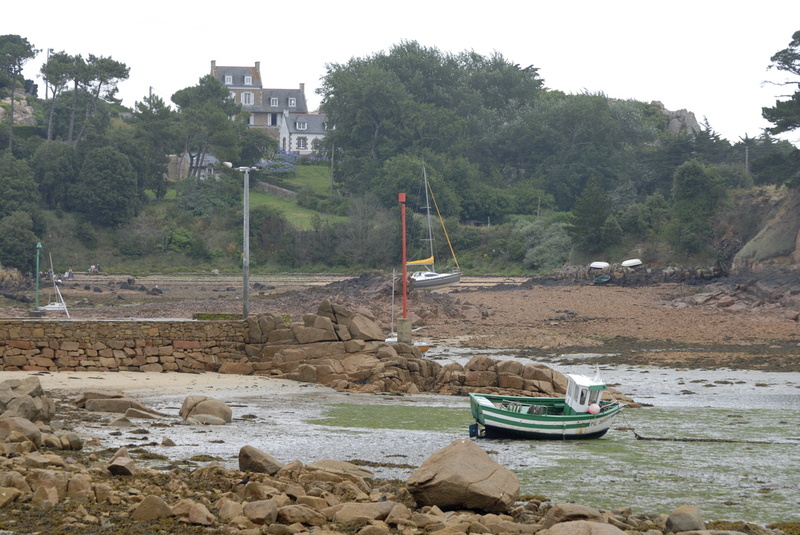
(1, 272), (799, 532)
(0, 374), (797, 535)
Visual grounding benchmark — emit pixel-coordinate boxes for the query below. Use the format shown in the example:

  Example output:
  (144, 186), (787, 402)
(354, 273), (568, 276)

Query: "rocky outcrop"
(406, 438), (519, 512)
(732, 187), (800, 271)
(666, 276), (800, 320)
(241, 300), (597, 398)
(651, 101), (701, 136)
(0, 376), (55, 423)
(0, 95), (37, 126)
(0, 379), (80, 449)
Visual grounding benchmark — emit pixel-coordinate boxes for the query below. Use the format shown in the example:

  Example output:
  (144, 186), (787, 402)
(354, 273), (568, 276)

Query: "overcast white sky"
(9, 1), (800, 145)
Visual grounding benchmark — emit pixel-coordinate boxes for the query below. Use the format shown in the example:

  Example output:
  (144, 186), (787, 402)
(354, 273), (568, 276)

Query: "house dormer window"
(244, 75), (252, 85)
(270, 97), (278, 107)
(288, 98), (296, 107)
(224, 75), (232, 85)
(242, 92), (253, 105)
(296, 121), (307, 130)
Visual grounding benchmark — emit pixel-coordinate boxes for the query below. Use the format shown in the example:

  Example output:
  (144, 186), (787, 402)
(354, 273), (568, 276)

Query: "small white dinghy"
(589, 261), (610, 269)
(621, 258), (643, 268)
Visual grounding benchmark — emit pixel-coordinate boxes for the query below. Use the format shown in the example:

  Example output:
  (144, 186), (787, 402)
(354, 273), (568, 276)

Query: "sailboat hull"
(410, 270), (461, 290)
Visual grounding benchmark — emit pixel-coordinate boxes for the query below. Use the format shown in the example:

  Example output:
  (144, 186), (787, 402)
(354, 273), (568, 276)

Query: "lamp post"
(224, 162), (256, 318)
(35, 242), (42, 310)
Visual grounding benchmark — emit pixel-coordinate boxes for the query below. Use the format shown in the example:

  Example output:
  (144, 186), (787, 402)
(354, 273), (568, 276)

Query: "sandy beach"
(0, 369), (310, 398)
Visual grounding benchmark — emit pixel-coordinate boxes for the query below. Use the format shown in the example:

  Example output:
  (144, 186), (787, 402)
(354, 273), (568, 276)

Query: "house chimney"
(299, 83), (305, 94)
(211, 60), (216, 73)
(255, 61), (260, 72)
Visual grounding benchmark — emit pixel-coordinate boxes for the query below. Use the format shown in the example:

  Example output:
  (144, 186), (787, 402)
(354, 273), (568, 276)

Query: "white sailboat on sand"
(407, 166), (461, 291)
(39, 253), (70, 317)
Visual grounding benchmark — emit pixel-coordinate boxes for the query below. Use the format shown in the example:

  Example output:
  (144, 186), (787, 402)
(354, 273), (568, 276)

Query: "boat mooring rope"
(618, 413), (780, 445)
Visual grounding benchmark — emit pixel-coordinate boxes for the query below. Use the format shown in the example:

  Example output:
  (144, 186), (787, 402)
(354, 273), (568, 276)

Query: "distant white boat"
(621, 258), (643, 268)
(40, 302), (67, 311)
(384, 334), (431, 353)
(589, 261), (610, 269)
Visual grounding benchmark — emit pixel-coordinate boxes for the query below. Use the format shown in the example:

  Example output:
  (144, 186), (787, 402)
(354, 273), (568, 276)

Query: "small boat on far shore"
(621, 258), (643, 268)
(384, 335), (430, 353)
(469, 373), (625, 440)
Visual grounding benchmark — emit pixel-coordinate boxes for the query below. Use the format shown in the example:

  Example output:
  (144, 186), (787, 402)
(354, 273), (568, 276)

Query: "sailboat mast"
(422, 166), (434, 270)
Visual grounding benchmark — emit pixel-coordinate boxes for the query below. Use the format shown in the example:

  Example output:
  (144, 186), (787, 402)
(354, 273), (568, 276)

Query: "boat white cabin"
(564, 373), (609, 414)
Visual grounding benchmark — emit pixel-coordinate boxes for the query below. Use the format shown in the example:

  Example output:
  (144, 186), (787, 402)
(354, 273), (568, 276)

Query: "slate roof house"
(210, 61), (321, 152)
(279, 112), (328, 155)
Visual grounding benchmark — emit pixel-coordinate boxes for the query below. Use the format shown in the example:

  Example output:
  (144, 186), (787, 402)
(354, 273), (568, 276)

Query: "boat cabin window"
(589, 389), (602, 404)
(579, 389), (587, 405)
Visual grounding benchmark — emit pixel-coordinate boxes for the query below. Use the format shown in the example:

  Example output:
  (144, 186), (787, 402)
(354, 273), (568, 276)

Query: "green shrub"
(74, 221), (98, 250)
(187, 236), (212, 261)
(164, 227), (194, 252)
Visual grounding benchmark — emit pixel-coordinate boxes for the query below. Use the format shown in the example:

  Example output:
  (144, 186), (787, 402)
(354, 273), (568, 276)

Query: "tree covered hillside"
(1, 34), (800, 276)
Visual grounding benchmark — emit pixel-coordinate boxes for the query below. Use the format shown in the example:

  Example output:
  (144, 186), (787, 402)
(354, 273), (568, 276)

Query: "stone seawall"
(0, 320), (246, 373)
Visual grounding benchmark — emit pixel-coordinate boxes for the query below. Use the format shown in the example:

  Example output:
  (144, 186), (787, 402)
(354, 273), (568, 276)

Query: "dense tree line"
(1, 34), (800, 275)
(316, 38), (800, 266)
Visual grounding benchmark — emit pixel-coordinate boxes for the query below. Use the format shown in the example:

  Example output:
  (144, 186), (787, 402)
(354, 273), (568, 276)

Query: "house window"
(297, 137), (308, 150)
(296, 121), (307, 130)
(242, 92), (253, 105)
(270, 97), (278, 107)
(224, 75), (232, 85)
(288, 98), (296, 107)
(244, 75), (252, 85)
(248, 114), (255, 125)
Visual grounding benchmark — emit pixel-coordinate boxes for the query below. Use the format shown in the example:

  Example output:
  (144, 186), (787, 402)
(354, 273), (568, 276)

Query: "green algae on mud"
(306, 402), (473, 432)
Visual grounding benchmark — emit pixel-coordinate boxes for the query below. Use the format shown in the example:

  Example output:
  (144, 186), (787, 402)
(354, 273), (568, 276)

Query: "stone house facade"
(210, 60), (323, 150)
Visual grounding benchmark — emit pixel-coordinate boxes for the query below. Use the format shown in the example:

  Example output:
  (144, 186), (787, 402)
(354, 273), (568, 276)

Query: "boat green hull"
(469, 392), (623, 440)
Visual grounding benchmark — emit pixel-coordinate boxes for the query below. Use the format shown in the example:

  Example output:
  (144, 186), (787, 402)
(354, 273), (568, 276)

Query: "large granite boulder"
(238, 445), (284, 475)
(0, 417), (42, 447)
(179, 396), (232, 423)
(665, 504), (705, 532)
(74, 390), (163, 416)
(406, 438), (518, 512)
